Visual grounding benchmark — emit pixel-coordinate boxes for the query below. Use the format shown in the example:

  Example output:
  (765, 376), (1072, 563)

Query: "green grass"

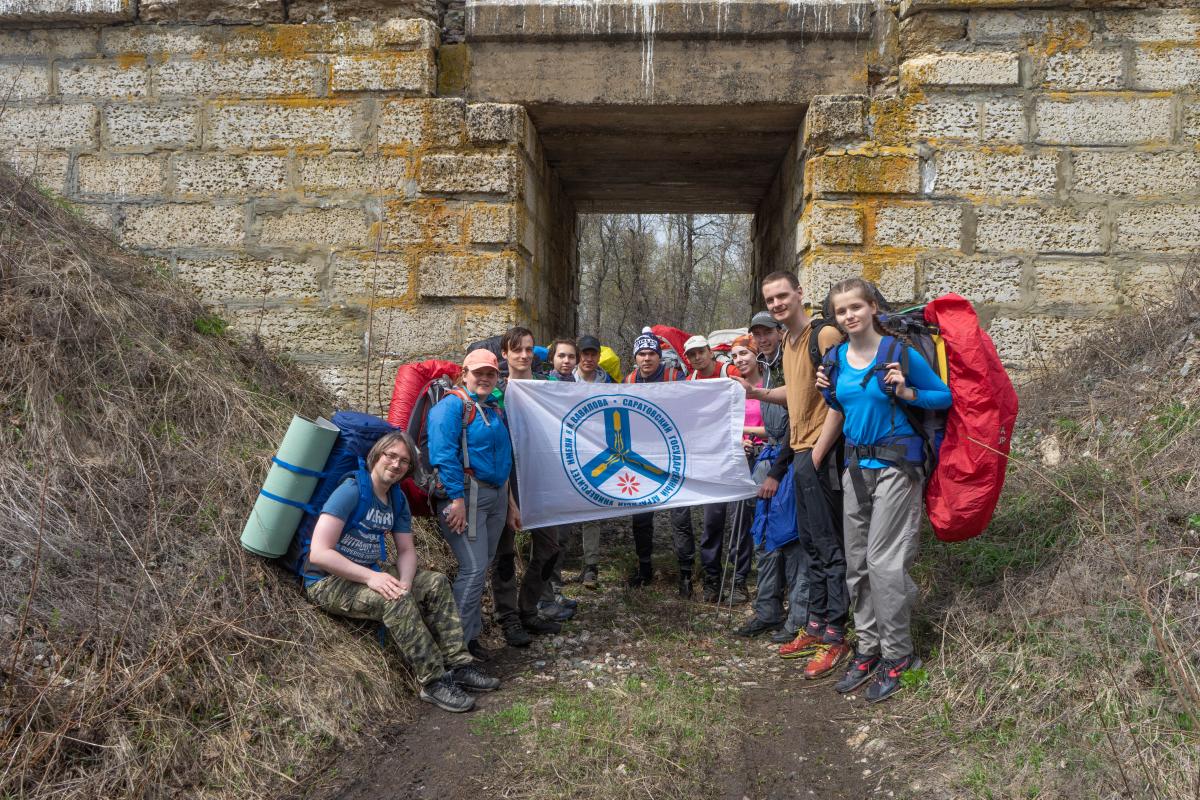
(474, 667), (731, 798)
(193, 313), (229, 337)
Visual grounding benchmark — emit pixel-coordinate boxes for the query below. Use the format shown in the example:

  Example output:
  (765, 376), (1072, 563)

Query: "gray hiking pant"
(842, 466), (923, 661)
(436, 481), (508, 643)
(753, 539), (809, 634)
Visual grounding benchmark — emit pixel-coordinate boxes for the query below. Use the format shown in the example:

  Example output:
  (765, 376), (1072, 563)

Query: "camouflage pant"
(307, 568), (473, 685)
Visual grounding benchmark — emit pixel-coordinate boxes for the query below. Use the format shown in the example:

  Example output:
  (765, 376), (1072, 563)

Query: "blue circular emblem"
(560, 394), (686, 508)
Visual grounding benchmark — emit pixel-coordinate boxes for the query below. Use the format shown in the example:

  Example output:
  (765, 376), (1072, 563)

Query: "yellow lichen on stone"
(809, 149), (921, 196)
(869, 88), (925, 147)
(1043, 16), (1092, 56)
(114, 52), (146, 69)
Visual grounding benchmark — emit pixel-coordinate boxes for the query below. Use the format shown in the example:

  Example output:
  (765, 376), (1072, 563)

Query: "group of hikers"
(301, 269), (951, 712)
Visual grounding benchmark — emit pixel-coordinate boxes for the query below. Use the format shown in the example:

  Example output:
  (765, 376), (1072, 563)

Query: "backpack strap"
(808, 318), (835, 369)
(864, 336), (904, 394)
(445, 387), (485, 542)
(387, 483), (407, 531)
(345, 465), (388, 569)
(820, 343), (843, 413)
(868, 337), (938, 476)
(626, 369), (638, 384)
(843, 437), (924, 505)
(719, 362), (731, 378)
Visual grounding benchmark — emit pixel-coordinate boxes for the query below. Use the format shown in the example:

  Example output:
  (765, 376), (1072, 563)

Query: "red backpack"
(921, 295), (1018, 541)
(386, 360), (475, 516)
(819, 293), (1017, 541)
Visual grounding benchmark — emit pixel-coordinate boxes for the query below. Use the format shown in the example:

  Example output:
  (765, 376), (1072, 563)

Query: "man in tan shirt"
(742, 270), (851, 679)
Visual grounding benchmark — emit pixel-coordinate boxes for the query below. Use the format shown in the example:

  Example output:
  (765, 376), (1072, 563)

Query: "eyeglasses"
(380, 452), (411, 465)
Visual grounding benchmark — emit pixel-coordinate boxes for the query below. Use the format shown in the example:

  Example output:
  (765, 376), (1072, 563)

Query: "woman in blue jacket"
(815, 277), (951, 703)
(428, 348), (518, 657)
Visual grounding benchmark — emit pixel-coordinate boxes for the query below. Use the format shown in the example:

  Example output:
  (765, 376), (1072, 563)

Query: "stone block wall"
(0, 13), (572, 410)
(759, 2), (1199, 373)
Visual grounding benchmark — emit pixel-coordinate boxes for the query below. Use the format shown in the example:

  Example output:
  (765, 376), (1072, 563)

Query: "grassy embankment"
(0, 165), (452, 798)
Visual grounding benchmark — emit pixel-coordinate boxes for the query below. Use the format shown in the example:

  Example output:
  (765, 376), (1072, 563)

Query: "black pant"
(491, 523), (560, 622)
(792, 449), (847, 627)
(631, 511), (655, 564)
(668, 506), (698, 574)
(701, 499), (755, 585)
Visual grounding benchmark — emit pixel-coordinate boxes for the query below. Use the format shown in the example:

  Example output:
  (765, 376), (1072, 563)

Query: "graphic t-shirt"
(305, 478), (412, 585)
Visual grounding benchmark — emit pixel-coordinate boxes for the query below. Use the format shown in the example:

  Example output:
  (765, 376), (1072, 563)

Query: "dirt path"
(314, 521), (902, 800)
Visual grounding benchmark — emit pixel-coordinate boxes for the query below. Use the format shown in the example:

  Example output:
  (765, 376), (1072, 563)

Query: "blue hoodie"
(427, 391), (513, 499)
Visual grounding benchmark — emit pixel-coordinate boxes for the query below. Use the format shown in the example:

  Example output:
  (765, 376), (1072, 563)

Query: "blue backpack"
(278, 411), (399, 580)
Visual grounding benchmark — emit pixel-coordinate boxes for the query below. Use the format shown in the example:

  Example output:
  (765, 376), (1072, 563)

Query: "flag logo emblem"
(560, 394), (686, 508)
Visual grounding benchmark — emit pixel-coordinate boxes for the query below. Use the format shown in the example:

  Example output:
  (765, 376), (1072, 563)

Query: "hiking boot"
(521, 615), (561, 635)
(678, 572), (694, 598)
(537, 599), (575, 622)
(866, 654), (922, 704)
(553, 593), (579, 611)
(723, 582), (749, 605)
(419, 675), (475, 713)
(466, 639), (488, 661)
(702, 581), (719, 603)
(451, 664), (501, 692)
(770, 628), (797, 644)
(733, 617), (784, 638)
(834, 652), (881, 694)
(803, 640), (852, 679)
(502, 620), (532, 648)
(580, 565), (599, 589)
(779, 631), (823, 659)
(627, 562), (653, 588)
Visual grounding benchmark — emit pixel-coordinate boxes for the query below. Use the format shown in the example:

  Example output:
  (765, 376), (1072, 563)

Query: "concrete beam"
(0, 0), (133, 23)
(467, 38), (865, 106)
(468, 0), (876, 42)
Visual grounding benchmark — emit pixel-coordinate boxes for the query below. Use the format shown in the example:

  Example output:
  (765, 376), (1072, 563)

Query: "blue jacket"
(750, 444), (799, 552)
(427, 392), (513, 499)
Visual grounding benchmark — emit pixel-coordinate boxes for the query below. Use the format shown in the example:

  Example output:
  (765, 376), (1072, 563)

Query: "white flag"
(504, 379), (757, 529)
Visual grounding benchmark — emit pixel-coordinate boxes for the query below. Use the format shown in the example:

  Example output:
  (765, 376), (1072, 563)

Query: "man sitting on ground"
(305, 431), (499, 713)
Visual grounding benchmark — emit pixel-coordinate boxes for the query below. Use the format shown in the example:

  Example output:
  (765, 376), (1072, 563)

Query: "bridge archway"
(454, 0), (880, 339)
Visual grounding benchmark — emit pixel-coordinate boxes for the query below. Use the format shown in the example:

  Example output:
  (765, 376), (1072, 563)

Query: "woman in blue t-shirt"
(815, 277), (951, 704)
(306, 431), (499, 712)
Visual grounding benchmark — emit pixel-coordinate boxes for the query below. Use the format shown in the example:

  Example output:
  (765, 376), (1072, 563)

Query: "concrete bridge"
(2, 0), (1196, 405)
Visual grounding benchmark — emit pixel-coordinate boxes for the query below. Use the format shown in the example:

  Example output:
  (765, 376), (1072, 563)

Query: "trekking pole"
(724, 497), (747, 626)
(716, 499), (735, 618)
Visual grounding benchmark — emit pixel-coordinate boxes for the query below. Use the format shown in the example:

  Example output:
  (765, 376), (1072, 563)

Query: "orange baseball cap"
(463, 349), (499, 372)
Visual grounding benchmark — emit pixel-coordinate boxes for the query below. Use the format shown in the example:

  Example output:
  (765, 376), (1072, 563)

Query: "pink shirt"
(744, 381), (764, 442)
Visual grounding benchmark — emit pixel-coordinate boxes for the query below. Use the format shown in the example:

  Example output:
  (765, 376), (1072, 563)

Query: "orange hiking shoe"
(779, 631), (823, 659)
(803, 641), (852, 679)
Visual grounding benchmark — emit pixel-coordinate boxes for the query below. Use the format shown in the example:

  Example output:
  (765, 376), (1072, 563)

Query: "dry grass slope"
(0, 164), (429, 798)
(899, 274), (1200, 798)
